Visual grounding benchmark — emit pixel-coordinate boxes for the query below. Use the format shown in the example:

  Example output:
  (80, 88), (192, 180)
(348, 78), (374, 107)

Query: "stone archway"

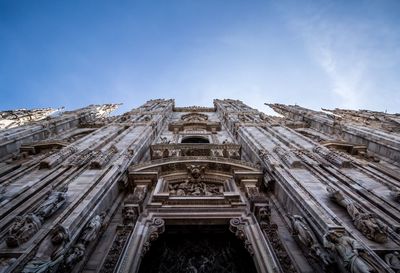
(138, 224), (257, 273)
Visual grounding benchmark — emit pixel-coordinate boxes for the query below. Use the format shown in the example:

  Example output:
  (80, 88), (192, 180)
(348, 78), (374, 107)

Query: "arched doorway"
(138, 225), (257, 273)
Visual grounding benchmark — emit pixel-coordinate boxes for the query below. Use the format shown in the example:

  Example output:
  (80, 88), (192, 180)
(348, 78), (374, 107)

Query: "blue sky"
(0, 0), (399, 115)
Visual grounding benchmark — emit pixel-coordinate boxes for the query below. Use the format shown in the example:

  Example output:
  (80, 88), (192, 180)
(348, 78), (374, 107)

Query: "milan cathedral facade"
(0, 99), (399, 273)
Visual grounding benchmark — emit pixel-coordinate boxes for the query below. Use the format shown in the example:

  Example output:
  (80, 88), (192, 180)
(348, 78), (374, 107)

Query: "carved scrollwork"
(142, 218), (165, 256)
(229, 218), (254, 256)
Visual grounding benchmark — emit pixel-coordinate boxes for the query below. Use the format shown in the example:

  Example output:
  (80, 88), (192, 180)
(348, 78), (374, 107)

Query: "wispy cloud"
(279, 0), (400, 111)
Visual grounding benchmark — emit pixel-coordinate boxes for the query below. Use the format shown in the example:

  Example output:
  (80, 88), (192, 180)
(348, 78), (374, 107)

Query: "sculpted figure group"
(327, 187), (388, 243)
(385, 252), (400, 273)
(22, 225), (70, 273)
(288, 215), (332, 266)
(6, 190), (67, 247)
(63, 213), (106, 270)
(169, 180), (223, 196)
(323, 231), (376, 273)
(288, 214), (378, 273)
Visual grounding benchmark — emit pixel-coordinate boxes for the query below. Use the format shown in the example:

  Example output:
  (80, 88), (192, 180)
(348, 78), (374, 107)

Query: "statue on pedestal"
(327, 187), (387, 243)
(323, 231), (376, 273)
(22, 225), (70, 273)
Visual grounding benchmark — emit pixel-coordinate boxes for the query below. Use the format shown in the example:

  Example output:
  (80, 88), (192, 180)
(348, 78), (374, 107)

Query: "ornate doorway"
(138, 225), (257, 273)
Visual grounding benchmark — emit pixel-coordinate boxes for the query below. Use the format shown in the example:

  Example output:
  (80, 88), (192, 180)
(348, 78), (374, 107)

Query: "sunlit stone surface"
(0, 99), (399, 273)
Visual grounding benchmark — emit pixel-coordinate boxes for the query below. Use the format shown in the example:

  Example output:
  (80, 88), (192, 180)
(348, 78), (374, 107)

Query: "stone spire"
(0, 107), (62, 129)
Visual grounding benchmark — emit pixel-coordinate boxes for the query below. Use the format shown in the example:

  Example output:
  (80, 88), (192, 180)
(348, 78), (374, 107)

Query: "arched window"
(181, 136), (210, 144)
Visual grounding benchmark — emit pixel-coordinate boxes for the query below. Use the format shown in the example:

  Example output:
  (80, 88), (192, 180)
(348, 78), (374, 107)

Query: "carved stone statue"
(0, 258), (16, 273)
(22, 225), (70, 273)
(6, 213), (42, 247)
(289, 215), (332, 265)
(323, 231), (375, 273)
(122, 206), (137, 225)
(187, 165), (205, 180)
(62, 213), (106, 270)
(327, 187), (387, 243)
(63, 243), (85, 270)
(385, 252), (400, 272)
(258, 206), (271, 223)
(80, 213), (105, 244)
(390, 188), (400, 202)
(160, 136), (170, 144)
(289, 215), (317, 247)
(35, 190), (68, 219)
(132, 186), (147, 203)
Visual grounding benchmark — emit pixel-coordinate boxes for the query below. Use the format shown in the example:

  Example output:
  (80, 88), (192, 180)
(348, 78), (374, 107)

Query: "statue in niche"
(385, 252), (400, 272)
(35, 190), (68, 219)
(22, 225), (70, 273)
(327, 187), (387, 243)
(288, 215), (332, 265)
(323, 231), (376, 273)
(62, 213), (106, 270)
(6, 213), (42, 247)
(289, 215), (317, 246)
(80, 213), (106, 244)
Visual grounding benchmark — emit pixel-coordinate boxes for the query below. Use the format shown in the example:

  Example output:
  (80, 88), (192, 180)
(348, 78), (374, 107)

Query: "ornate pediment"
(128, 157), (262, 208)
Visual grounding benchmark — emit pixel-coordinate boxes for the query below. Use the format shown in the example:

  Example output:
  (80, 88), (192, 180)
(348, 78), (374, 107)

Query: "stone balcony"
(150, 143), (241, 160)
